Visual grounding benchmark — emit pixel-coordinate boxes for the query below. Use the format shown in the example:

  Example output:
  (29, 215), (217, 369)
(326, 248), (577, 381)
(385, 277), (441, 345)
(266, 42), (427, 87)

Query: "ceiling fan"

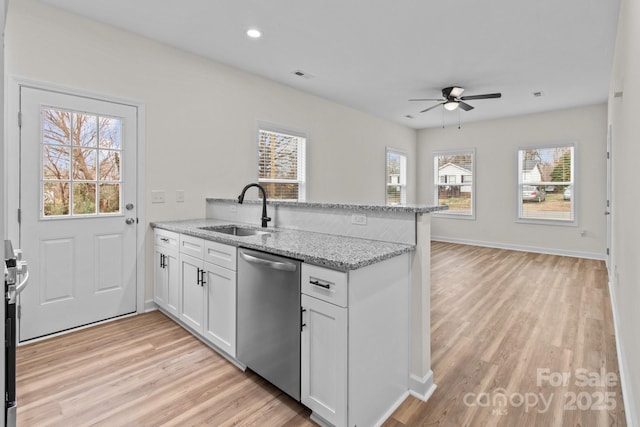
(410, 86), (502, 113)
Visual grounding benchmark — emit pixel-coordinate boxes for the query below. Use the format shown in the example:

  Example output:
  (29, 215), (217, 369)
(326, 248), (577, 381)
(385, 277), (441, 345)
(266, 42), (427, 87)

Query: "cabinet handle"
(160, 237), (169, 242)
(200, 269), (206, 286)
(309, 279), (331, 290)
(196, 268), (206, 286)
(196, 268), (202, 285)
(160, 253), (165, 269)
(301, 307), (307, 332)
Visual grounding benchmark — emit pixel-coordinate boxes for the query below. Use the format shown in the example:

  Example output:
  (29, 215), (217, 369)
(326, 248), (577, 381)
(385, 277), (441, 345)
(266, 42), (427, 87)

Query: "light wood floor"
(17, 242), (626, 426)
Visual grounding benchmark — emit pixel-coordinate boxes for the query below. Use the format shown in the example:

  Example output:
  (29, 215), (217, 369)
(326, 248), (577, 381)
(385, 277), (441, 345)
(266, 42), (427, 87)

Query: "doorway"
(18, 85), (140, 341)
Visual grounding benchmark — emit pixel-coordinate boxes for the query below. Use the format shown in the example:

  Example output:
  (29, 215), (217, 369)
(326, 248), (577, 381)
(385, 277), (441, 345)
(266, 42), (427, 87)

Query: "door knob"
(125, 218), (135, 225)
(126, 203), (135, 210)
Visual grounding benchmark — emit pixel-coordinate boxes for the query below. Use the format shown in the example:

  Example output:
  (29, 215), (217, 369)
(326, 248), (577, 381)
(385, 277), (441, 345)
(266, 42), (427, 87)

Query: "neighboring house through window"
(433, 149), (475, 218)
(258, 124), (306, 201)
(517, 143), (575, 223)
(386, 148), (407, 205)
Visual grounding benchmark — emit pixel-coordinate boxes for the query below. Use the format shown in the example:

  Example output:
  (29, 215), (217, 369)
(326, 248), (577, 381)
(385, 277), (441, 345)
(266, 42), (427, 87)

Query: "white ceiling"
(41, 0), (620, 129)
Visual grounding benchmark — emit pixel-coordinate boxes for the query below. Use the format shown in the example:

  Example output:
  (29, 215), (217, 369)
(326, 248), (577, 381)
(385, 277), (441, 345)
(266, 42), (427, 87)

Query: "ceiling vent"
(291, 70), (315, 79)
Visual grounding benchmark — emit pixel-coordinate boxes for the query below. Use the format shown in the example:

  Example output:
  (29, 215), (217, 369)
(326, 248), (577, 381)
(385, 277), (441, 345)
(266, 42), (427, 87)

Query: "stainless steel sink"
(198, 225), (271, 237)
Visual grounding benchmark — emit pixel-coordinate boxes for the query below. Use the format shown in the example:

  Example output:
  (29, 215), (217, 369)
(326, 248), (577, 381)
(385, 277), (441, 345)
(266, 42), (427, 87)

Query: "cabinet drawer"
(155, 229), (179, 250)
(301, 264), (348, 308)
(204, 241), (237, 271)
(179, 234), (205, 258)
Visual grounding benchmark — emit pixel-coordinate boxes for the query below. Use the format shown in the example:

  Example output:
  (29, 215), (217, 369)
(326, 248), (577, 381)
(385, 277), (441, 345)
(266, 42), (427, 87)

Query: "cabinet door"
(164, 249), (180, 317)
(203, 262), (236, 357)
(153, 246), (168, 309)
(180, 253), (204, 333)
(301, 294), (348, 427)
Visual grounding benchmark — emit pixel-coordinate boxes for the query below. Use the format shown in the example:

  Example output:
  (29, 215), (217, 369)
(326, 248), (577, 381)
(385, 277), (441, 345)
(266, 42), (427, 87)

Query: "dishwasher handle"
(239, 251), (297, 272)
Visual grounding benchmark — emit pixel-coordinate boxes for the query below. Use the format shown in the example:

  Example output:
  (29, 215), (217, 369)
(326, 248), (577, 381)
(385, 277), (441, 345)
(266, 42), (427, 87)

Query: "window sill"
(516, 218), (577, 226)
(433, 212), (476, 221)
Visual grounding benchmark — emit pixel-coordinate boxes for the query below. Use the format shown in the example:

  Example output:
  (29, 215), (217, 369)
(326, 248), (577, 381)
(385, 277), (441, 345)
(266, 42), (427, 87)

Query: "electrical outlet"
(176, 190), (185, 203)
(151, 190), (165, 203)
(351, 213), (367, 225)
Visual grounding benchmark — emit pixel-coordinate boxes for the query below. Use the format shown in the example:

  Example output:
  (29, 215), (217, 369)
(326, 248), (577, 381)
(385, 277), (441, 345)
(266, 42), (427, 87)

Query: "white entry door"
(19, 86), (138, 341)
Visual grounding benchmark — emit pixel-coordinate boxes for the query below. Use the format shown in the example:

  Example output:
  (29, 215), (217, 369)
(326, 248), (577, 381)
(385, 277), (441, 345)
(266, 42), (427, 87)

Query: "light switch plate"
(151, 190), (165, 203)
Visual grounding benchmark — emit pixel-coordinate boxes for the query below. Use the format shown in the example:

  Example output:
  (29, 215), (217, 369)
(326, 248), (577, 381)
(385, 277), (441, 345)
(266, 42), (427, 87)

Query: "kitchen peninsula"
(151, 198), (445, 427)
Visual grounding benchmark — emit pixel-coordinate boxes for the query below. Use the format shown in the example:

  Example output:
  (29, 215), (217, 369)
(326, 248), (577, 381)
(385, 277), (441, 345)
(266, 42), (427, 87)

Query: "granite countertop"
(206, 198), (448, 214)
(151, 219), (414, 271)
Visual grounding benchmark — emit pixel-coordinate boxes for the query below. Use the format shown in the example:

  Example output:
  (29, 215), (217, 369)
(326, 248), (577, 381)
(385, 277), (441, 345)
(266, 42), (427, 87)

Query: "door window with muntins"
(41, 108), (122, 217)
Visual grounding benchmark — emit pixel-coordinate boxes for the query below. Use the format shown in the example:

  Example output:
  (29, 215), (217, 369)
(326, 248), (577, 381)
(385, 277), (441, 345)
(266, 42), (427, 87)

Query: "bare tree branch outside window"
(42, 108), (122, 216)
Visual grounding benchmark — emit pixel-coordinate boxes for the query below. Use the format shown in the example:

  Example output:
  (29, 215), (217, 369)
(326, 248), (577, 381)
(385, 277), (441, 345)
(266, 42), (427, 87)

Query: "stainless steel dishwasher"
(237, 247), (301, 401)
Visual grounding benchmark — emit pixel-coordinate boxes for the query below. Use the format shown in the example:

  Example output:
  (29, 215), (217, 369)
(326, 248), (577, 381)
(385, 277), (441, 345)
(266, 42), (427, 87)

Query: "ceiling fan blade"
(458, 102), (474, 111)
(409, 98), (444, 102)
(460, 93), (502, 101)
(420, 103), (444, 113)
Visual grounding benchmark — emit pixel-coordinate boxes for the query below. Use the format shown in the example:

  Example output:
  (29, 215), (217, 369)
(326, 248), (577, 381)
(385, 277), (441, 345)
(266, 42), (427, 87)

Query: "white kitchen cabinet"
(153, 230), (180, 317)
(171, 233), (237, 357)
(202, 241), (237, 356)
(301, 254), (410, 427)
(180, 252), (205, 333)
(301, 294), (347, 427)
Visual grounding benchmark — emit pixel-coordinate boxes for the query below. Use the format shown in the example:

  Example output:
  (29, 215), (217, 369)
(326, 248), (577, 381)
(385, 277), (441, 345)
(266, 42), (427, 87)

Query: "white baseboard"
(409, 371), (437, 402)
(144, 299), (158, 312)
(431, 236), (605, 260)
(608, 280), (638, 427)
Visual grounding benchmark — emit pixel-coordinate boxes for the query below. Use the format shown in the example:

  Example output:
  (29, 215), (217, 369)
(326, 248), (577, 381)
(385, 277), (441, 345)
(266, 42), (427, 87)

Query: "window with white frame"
(386, 148), (407, 205)
(41, 108), (122, 217)
(258, 125), (306, 201)
(433, 149), (475, 217)
(517, 143), (575, 223)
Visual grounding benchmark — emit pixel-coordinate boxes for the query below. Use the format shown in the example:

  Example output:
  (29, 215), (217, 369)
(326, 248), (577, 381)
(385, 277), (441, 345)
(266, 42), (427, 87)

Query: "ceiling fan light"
(450, 87), (464, 98)
(444, 101), (459, 111)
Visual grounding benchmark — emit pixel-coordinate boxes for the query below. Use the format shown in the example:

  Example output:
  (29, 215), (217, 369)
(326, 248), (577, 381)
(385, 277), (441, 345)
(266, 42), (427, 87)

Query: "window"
(42, 108), (122, 217)
(433, 149), (475, 218)
(517, 143), (575, 223)
(386, 148), (407, 205)
(258, 125), (306, 201)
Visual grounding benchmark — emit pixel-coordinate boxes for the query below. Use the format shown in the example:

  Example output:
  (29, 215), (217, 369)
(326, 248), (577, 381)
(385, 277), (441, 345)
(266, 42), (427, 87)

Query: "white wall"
(4, 0), (417, 301)
(417, 104), (607, 259)
(608, 0), (640, 423)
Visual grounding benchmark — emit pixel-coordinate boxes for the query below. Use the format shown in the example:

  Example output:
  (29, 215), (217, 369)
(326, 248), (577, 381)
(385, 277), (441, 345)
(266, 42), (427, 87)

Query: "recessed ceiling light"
(246, 29), (262, 39)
